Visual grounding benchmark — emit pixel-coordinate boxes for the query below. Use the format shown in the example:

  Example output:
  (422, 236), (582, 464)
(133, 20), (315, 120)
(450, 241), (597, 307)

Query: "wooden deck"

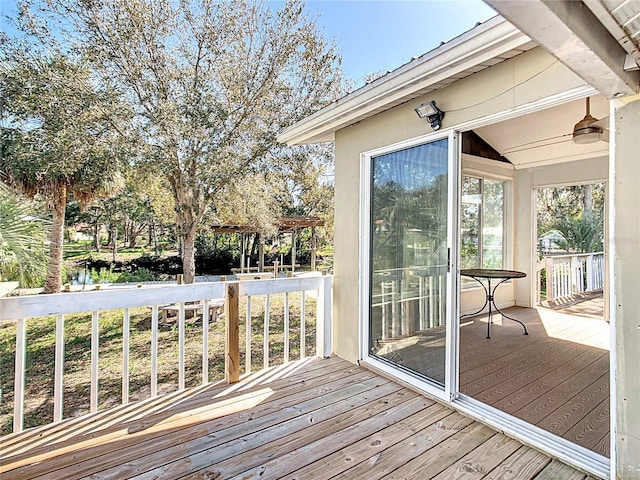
(460, 304), (610, 457)
(0, 356), (595, 480)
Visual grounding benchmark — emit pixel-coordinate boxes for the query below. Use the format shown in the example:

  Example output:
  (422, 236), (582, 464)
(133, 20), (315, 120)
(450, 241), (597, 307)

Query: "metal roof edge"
(278, 15), (531, 146)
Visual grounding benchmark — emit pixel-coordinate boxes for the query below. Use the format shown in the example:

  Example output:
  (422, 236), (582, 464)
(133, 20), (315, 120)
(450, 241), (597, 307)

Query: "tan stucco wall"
(513, 156), (609, 306)
(332, 47), (588, 362)
(612, 95), (640, 478)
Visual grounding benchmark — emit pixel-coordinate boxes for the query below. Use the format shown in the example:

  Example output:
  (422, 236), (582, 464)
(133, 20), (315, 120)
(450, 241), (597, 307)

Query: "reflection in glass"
(369, 140), (448, 386)
(460, 176), (504, 274)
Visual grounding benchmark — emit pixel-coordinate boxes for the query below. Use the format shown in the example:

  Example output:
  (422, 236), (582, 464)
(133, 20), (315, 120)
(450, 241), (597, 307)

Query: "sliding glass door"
(367, 134), (457, 390)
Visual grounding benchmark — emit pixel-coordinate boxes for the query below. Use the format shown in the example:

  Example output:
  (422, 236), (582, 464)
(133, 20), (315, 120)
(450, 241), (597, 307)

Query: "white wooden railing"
(536, 252), (604, 303)
(372, 266), (447, 340)
(0, 276), (332, 435)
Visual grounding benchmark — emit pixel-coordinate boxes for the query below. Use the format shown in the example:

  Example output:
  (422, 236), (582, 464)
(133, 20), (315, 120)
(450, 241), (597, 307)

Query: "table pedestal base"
(461, 275), (528, 339)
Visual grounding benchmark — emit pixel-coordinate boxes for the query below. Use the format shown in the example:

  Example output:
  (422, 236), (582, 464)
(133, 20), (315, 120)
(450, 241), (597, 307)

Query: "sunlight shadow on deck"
(537, 307), (610, 350)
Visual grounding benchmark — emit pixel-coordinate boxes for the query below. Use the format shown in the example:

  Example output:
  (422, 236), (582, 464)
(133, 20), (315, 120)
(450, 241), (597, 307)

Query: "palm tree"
(0, 52), (130, 292)
(0, 184), (49, 287)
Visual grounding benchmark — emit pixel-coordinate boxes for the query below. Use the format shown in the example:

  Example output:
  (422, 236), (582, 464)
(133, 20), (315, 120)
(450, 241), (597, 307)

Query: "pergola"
(209, 215), (325, 274)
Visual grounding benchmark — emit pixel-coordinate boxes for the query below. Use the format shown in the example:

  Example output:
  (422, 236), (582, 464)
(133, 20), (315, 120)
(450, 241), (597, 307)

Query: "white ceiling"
(473, 95), (610, 169)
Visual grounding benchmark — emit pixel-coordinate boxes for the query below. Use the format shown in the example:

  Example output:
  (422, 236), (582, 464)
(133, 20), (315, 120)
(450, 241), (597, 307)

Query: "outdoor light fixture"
(415, 100), (445, 130)
(572, 97), (602, 144)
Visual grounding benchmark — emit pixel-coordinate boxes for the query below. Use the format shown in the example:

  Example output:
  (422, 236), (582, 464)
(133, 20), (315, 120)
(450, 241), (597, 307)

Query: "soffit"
(585, 0), (640, 65)
(278, 16), (535, 146)
(474, 94), (610, 169)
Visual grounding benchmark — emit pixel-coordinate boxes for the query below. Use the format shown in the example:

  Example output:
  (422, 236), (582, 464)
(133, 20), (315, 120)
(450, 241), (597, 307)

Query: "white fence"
(0, 276), (332, 435)
(372, 266), (447, 340)
(536, 252), (604, 303)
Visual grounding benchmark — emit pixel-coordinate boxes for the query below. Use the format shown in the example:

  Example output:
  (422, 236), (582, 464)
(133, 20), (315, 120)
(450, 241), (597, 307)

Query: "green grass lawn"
(0, 293), (316, 435)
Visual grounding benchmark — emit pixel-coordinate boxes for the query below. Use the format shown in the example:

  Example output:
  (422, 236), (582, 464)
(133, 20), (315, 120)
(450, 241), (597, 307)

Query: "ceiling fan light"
(572, 97), (602, 144)
(573, 127), (601, 144)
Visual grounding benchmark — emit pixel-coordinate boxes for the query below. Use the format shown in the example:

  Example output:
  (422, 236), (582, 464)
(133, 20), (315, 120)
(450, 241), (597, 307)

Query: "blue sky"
(302, 0), (497, 81)
(1, 0), (496, 82)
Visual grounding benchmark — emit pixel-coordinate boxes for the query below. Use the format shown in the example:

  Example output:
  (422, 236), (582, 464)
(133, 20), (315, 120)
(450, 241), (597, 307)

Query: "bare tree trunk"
(128, 222), (137, 248)
(93, 222), (101, 253)
(44, 185), (67, 293)
(152, 223), (159, 256)
(582, 184), (594, 214)
(111, 226), (117, 263)
(182, 226), (197, 283)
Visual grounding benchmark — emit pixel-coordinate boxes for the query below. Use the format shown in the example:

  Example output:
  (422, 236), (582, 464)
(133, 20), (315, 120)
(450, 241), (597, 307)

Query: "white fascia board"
(487, 0), (639, 99)
(278, 16), (531, 146)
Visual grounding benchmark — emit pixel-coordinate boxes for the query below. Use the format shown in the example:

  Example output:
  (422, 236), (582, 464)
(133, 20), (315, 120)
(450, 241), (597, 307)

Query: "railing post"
(315, 275), (332, 358)
(90, 311), (99, 413)
(13, 318), (26, 433)
(225, 282), (240, 383)
(54, 314), (65, 422)
(545, 257), (553, 302)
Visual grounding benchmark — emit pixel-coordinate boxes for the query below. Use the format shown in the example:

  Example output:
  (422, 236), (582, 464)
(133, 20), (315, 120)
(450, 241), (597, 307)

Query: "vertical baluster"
(178, 302), (185, 390)
(246, 296), (252, 373)
(429, 276), (435, 328)
(54, 314), (65, 422)
(419, 276), (425, 330)
(151, 305), (158, 397)
(391, 280), (399, 337)
(13, 318), (26, 433)
(586, 254), (594, 291)
(202, 299), (210, 385)
(263, 294), (270, 369)
(122, 308), (130, 404)
(284, 292), (290, 363)
(91, 311), (99, 413)
(300, 292), (306, 359)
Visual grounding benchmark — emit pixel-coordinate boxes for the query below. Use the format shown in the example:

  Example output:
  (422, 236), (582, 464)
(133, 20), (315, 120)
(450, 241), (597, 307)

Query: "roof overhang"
(486, 0), (639, 99)
(278, 15), (533, 146)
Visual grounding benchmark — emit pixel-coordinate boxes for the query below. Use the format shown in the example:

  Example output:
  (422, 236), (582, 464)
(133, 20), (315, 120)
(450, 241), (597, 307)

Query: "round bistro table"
(460, 268), (528, 339)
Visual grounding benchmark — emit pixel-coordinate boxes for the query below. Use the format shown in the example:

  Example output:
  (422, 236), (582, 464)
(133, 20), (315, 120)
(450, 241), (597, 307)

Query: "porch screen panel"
(369, 139), (448, 386)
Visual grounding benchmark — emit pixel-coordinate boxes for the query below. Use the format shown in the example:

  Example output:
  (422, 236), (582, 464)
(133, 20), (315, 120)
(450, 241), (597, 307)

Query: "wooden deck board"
(482, 446), (550, 480)
(330, 411), (476, 480)
(459, 306), (610, 457)
(0, 357), (593, 480)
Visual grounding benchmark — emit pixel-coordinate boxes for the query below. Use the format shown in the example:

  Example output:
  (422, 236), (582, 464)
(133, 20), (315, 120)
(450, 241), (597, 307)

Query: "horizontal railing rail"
(0, 276), (332, 435)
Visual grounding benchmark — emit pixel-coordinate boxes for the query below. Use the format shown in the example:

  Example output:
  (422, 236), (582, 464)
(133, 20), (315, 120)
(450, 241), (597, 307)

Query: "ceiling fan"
(572, 97), (609, 144)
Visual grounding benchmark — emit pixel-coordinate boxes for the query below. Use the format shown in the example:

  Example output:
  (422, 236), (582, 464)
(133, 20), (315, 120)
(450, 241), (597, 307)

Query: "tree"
(0, 184), (49, 287)
(553, 211), (603, 254)
(17, 0), (343, 282)
(0, 50), (130, 292)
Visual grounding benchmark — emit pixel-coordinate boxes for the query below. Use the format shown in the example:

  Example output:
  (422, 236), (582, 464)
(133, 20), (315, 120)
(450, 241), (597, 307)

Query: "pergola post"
(258, 232), (265, 272)
(240, 233), (246, 273)
(311, 226), (317, 271)
(291, 229), (296, 273)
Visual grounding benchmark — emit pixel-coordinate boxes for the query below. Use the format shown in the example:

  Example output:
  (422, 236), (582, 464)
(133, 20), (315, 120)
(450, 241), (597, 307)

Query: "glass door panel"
(369, 138), (450, 386)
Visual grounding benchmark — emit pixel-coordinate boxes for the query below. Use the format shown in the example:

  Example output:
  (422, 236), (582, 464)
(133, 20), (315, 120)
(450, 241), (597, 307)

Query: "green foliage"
(0, 186), (49, 287)
(537, 183), (604, 255)
(537, 184), (605, 236)
(13, 0), (343, 282)
(0, 46), (131, 291)
(0, 52), (130, 204)
(194, 233), (240, 274)
(552, 211), (603, 254)
(89, 266), (159, 284)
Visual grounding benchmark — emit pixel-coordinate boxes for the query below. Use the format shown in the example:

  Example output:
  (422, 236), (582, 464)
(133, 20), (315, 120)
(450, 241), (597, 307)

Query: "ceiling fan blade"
(590, 116), (609, 130)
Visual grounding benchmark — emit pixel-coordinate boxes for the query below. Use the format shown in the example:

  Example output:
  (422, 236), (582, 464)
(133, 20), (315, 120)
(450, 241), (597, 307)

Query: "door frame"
(358, 129), (460, 402)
